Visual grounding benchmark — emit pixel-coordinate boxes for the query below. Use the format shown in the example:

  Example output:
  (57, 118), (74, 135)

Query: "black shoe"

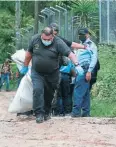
(44, 114), (51, 121)
(6, 89), (10, 92)
(71, 113), (81, 118)
(36, 114), (44, 123)
(17, 110), (33, 116)
(82, 114), (90, 117)
(59, 113), (65, 117)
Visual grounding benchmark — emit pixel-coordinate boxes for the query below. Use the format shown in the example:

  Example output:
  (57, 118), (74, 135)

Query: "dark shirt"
(28, 35), (71, 73)
(58, 36), (72, 47)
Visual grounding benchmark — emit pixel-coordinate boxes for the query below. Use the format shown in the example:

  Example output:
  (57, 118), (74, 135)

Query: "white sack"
(11, 49), (25, 71)
(11, 49), (25, 65)
(8, 73), (33, 113)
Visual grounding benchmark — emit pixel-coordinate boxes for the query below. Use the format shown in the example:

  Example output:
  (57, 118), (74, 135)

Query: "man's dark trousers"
(57, 73), (71, 114)
(31, 69), (59, 116)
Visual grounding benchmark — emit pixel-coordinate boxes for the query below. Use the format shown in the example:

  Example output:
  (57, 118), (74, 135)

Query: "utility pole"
(34, 0), (39, 34)
(15, 0), (20, 50)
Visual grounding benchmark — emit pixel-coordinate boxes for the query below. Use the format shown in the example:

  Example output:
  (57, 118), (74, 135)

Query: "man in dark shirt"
(21, 27), (81, 123)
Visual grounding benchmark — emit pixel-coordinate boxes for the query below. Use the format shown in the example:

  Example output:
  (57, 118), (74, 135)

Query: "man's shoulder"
(54, 36), (68, 47)
(86, 39), (97, 49)
(86, 39), (93, 45)
(54, 36), (62, 42)
(32, 34), (40, 41)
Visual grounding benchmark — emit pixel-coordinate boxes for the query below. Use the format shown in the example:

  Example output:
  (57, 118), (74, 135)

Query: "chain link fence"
(15, 4), (101, 50)
(99, 0), (116, 44)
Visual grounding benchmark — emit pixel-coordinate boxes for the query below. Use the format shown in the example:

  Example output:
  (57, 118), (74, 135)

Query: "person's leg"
(44, 81), (58, 118)
(44, 71), (59, 119)
(82, 85), (90, 117)
(0, 77), (2, 91)
(61, 74), (70, 115)
(51, 73), (61, 116)
(51, 89), (59, 116)
(69, 84), (75, 111)
(71, 75), (88, 117)
(6, 74), (10, 91)
(56, 85), (63, 115)
(90, 71), (97, 90)
(31, 69), (45, 123)
(0, 74), (5, 90)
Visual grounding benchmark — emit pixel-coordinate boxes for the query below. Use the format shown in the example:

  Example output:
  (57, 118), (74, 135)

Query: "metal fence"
(14, 5), (83, 50)
(15, 4), (100, 50)
(99, 0), (116, 44)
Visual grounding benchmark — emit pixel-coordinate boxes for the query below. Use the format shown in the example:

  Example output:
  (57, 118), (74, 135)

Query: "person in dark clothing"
(20, 27), (83, 123)
(89, 60), (100, 90)
(57, 60), (76, 116)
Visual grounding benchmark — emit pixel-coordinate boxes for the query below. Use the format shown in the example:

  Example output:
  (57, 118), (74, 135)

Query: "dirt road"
(0, 91), (116, 147)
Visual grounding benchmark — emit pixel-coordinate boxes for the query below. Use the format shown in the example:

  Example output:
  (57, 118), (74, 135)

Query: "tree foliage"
(0, 1), (34, 63)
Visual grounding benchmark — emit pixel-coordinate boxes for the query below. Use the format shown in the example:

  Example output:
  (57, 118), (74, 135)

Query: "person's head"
(5, 59), (9, 64)
(78, 28), (90, 43)
(49, 23), (59, 36)
(41, 27), (54, 46)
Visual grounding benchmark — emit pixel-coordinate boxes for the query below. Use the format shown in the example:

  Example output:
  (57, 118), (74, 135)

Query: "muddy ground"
(0, 91), (116, 147)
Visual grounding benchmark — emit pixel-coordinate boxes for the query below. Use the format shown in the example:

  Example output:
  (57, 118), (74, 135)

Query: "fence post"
(50, 7), (61, 35)
(15, 0), (20, 50)
(99, 0), (102, 43)
(38, 15), (46, 31)
(107, 0), (109, 44)
(34, 0), (39, 34)
(56, 5), (68, 39)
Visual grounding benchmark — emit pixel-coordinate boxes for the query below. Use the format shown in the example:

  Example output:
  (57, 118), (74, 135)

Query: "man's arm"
(24, 51), (32, 66)
(57, 39), (78, 65)
(68, 52), (78, 65)
(88, 43), (98, 72)
(71, 42), (85, 49)
(59, 36), (85, 49)
(23, 35), (35, 66)
(86, 43), (98, 81)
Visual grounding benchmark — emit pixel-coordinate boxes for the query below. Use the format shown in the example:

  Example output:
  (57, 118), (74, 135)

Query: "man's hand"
(20, 66), (28, 75)
(84, 44), (90, 50)
(75, 65), (84, 76)
(86, 72), (91, 81)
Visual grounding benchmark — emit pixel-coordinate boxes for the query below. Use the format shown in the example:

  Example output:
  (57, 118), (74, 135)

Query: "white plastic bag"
(8, 73), (33, 113)
(9, 49), (33, 113)
(11, 49), (32, 71)
(11, 49), (25, 65)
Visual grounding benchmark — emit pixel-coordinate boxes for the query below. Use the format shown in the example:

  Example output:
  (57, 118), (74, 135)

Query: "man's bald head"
(41, 27), (53, 36)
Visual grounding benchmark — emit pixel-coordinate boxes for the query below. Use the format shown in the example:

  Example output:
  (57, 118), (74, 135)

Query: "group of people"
(19, 22), (99, 124)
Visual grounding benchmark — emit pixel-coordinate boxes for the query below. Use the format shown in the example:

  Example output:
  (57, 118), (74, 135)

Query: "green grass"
(91, 98), (116, 117)
(91, 45), (116, 117)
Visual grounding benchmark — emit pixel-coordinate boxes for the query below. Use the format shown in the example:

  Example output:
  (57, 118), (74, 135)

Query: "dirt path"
(0, 91), (116, 147)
